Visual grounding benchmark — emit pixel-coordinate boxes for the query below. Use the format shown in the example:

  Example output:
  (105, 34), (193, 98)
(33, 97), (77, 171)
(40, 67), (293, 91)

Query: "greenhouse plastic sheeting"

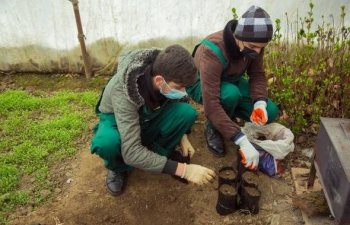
(0, 0), (348, 74)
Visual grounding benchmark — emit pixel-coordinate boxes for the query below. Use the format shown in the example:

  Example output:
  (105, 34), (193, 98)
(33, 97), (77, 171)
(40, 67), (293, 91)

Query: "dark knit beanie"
(234, 5), (273, 43)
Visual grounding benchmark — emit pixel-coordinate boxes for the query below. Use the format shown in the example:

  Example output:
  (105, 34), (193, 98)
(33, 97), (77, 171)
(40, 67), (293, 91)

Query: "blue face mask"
(160, 80), (187, 100)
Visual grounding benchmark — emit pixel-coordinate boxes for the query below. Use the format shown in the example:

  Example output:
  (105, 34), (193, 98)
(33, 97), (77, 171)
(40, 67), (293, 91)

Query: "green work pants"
(187, 75), (279, 129)
(90, 102), (197, 172)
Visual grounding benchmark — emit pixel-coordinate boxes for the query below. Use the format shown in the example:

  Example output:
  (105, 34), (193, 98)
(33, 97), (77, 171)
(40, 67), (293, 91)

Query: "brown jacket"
(194, 20), (268, 141)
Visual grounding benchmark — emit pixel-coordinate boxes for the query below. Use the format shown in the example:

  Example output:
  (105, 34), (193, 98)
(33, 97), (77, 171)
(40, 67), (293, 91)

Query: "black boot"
(205, 125), (225, 157)
(106, 170), (126, 196)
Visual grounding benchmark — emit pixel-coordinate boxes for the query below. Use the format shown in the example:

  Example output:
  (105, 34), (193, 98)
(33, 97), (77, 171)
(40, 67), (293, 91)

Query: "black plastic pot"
(218, 166), (238, 187)
(240, 186), (261, 214)
(241, 171), (259, 188)
(216, 184), (238, 215)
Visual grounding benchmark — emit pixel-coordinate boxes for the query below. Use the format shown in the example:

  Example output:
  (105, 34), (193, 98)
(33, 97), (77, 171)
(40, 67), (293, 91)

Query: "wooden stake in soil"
(68, 0), (92, 79)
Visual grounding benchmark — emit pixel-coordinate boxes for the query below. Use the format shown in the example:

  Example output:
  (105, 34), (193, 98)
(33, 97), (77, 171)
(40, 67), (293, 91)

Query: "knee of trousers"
(178, 103), (198, 124)
(220, 88), (242, 110)
(267, 101), (280, 123)
(91, 131), (121, 159)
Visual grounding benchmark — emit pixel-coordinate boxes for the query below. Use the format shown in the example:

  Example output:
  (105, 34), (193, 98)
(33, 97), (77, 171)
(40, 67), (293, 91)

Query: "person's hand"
(237, 136), (259, 170)
(180, 134), (195, 158)
(181, 164), (215, 185)
(250, 100), (268, 125)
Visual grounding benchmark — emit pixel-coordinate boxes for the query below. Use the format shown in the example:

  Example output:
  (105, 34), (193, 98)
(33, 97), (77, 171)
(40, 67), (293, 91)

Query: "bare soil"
(219, 169), (237, 181)
(3, 74), (306, 225)
(292, 191), (331, 217)
(245, 187), (261, 197)
(9, 122), (304, 225)
(242, 172), (259, 188)
(219, 185), (237, 196)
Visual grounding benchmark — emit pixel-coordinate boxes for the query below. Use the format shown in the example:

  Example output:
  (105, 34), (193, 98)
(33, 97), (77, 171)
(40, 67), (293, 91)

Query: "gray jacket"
(98, 48), (169, 173)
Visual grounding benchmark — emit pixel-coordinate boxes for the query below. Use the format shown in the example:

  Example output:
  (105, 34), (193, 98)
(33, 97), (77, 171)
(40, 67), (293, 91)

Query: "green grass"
(0, 90), (98, 224)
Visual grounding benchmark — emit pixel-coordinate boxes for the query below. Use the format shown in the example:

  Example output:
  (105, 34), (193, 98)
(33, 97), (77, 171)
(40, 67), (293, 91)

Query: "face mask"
(160, 80), (187, 100)
(241, 47), (259, 60)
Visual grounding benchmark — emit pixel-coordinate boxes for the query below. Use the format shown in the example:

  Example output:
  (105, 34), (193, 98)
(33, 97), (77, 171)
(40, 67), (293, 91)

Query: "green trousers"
(187, 75), (279, 128)
(90, 102), (198, 172)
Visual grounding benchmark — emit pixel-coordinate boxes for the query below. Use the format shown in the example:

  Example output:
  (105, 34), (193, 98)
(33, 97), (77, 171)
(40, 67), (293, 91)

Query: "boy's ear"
(153, 74), (164, 88)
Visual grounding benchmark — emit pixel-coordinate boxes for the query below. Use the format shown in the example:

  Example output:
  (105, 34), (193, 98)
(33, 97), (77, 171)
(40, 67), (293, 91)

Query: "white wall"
(0, 0), (349, 73)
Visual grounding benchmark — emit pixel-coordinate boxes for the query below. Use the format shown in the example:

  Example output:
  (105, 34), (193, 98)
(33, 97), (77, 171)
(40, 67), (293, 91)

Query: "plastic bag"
(241, 122), (294, 160)
(252, 143), (285, 177)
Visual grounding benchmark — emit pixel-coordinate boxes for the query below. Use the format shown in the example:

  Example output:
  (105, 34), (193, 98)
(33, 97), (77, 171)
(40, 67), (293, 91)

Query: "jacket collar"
(223, 20), (244, 60)
(123, 49), (161, 107)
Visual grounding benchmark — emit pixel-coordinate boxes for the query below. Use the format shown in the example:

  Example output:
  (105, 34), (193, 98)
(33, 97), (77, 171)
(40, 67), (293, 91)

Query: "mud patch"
(292, 191), (330, 217)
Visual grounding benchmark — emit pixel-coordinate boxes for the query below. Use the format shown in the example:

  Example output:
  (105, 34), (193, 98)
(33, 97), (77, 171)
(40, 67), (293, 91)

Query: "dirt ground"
(8, 113), (304, 225)
(3, 74), (307, 225)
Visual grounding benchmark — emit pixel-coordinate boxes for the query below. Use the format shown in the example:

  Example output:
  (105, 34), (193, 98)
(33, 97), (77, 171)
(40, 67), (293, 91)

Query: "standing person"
(91, 44), (215, 196)
(187, 6), (279, 170)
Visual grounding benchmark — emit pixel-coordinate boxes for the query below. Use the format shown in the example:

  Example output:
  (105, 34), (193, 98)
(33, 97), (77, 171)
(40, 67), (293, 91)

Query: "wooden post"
(307, 148), (316, 189)
(69, 0), (92, 79)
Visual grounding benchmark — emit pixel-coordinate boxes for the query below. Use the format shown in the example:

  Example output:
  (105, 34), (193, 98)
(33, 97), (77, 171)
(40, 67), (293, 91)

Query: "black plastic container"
(219, 166), (238, 187)
(240, 186), (261, 214)
(241, 171), (259, 188)
(216, 184), (238, 215)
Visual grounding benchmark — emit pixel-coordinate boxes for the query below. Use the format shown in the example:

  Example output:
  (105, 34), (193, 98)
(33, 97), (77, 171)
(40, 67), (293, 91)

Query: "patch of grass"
(0, 90), (98, 224)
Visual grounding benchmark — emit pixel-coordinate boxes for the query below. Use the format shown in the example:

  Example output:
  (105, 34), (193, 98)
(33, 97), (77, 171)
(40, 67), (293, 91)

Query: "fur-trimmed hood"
(117, 48), (160, 107)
